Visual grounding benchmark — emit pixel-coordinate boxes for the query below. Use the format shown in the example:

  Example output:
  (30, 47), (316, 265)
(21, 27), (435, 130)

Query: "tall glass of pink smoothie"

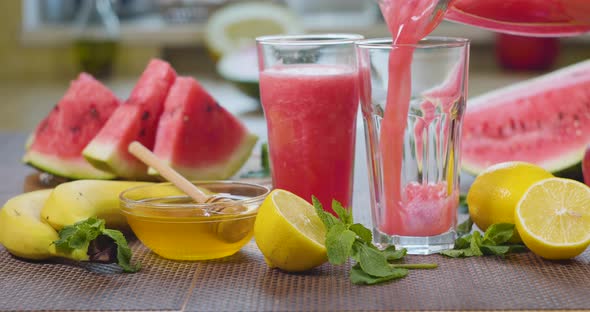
(357, 37), (469, 254)
(256, 34), (362, 215)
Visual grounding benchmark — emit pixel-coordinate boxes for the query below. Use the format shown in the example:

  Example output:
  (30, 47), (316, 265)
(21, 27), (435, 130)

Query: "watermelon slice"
(83, 59), (177, 179)
(462, 59), (590, 177)
(149, 77), (258, 180)
(23, 73), (120, 179)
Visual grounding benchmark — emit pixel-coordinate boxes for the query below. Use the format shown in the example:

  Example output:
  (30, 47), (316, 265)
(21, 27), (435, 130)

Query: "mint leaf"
(53, 218), (140, 273)
(482, 223), (515, 245)
(357, 242), (394, 277)
(314, 197), (436, 285)
(454, 234), (472, 249)
(456, 218), (473, 237)
(261, 142), (270, 172)
(102, 229), (141, 273)
(441, 223), (526, 258)
(349, 223), (372, 243)
(440, 249), (468, 258)
(54, 217), (104, 252)
(350, 263), (408, 285)
(480, 245), (510, 255)
(325, 224), (355, 265)
(467, 231), (484, 256)
(332, 200), (352, 225)
(312, 196), (339, 230)
(240, 143), (271, 178)
(507, 244), (528, 253)
(458, 194), (468, 214)
(382, 246), (407, 261)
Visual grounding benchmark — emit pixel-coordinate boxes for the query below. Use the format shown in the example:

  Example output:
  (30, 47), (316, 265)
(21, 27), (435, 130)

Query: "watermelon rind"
(83, 141), (155, 181)
(147, 133), (258, 180)
(461, 59), (590, 178)
(462, 151), (584, 179)
(23, 150), (116, 180)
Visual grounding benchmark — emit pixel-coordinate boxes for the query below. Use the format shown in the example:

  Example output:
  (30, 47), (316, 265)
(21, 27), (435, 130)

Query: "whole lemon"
(466, 161), (553, 240)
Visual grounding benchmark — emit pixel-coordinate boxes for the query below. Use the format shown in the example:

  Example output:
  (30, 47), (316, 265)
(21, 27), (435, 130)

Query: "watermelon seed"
(70, 126), (80, 133)
(206, 104), (213, 113)
(90, 107), (99, 119)
(139, 128), (146, 137)
(141, 111), (150, 121)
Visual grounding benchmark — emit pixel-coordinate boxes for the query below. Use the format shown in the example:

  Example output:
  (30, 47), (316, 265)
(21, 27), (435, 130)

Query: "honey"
(122, 194), (260, 261)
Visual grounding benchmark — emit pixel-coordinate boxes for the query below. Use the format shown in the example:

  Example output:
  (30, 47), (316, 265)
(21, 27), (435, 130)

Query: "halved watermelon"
(83, 59), (177, 180)
(462, 59), (590, 178)
(149, 77), (258, 180)
(23, 73), (120, 179)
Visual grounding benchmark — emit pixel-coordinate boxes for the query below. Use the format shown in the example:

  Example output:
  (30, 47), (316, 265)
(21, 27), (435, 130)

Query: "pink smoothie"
(259, 64), (359, 215)
(379, 0), (454, 236)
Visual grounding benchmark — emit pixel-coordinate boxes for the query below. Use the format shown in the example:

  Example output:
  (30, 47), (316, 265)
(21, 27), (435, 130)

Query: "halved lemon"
(205, 2), (304, 58)
(515, 178), (590, 260)
(254, 189), (327, 272)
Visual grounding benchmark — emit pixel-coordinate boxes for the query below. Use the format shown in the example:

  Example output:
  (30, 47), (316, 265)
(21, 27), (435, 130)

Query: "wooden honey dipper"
(128, 141), (237, 213)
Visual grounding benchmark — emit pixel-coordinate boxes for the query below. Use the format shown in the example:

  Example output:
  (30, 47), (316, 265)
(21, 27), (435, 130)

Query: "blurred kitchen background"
(1, 0), (589, 131)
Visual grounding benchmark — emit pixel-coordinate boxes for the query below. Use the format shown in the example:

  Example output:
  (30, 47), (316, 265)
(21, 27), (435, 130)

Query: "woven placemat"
(0, 239), (589, 312)
(2, 133), (590, 311)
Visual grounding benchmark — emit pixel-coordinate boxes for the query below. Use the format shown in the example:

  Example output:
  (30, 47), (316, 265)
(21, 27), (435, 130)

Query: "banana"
(0, 190), (58, 260)
(41, 180), (153, 230)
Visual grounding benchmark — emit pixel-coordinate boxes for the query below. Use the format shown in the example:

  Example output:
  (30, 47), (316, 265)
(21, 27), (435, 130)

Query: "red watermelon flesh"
(462, 59), (590, 176)
(83, 59), (177, 179)
(150, 77), (257, 180)
(23, 73), (120, 179)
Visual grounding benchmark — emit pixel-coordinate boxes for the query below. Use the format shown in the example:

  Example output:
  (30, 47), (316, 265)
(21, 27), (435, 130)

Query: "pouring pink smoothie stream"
(378, 0), (454, 236)
(377, 0), (590, 236)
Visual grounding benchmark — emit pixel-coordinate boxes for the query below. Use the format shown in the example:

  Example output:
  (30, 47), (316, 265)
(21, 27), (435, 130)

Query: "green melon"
(461, 59), (590, 180)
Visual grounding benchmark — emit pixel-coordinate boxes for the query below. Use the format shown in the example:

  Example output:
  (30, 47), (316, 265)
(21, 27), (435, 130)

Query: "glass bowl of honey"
(120, 181), (270, 261)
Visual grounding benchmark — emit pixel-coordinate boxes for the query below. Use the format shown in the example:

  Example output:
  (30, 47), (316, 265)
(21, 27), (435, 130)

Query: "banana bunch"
(0, 180), (151, 261)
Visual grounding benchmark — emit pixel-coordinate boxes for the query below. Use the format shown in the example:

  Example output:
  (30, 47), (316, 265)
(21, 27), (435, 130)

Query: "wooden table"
(0, 132), (589, 312)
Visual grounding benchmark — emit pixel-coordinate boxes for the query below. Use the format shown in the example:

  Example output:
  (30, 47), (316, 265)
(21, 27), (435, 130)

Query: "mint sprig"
(53, 217), (140, 273)
(440, 219), (527, 258)
(312, 196), (437, 285)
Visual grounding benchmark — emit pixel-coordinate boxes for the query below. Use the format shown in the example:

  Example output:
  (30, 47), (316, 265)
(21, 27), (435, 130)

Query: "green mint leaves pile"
(53, 217), (140, 273)
(440, 219), (527, 258)
(312, 196), (437, 285)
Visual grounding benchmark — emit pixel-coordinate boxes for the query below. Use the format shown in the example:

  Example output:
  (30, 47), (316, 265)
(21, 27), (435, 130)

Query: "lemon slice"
(204, 2), (303, 58)
(515, 178), (590, 260)
(254, 189), (327, 272)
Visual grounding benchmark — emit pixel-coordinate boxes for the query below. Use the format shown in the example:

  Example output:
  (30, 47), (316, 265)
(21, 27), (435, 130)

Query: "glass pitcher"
(379, 0), (590, 37)
(446, 0), (590, 36)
